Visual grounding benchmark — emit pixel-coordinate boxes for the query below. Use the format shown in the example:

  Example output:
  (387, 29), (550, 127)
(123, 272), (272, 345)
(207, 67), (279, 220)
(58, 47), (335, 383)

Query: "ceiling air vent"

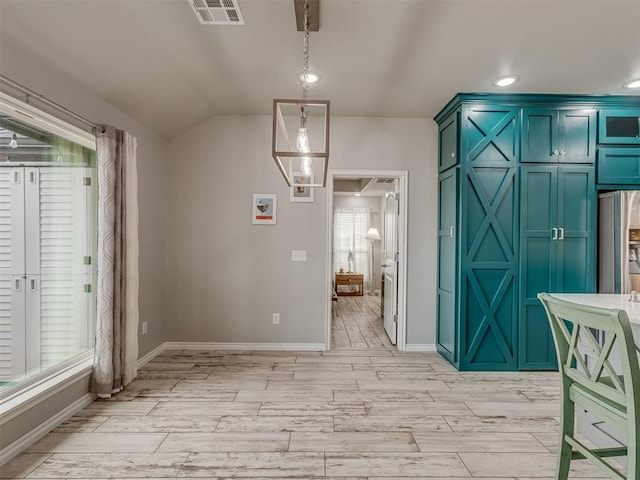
(188, 0), (245, 25)
(375, 178), (395, 184)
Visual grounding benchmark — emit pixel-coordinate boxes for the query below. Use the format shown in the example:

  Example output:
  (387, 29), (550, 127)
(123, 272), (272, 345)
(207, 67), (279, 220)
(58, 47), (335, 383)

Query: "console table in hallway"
(335, 273), (364, 296)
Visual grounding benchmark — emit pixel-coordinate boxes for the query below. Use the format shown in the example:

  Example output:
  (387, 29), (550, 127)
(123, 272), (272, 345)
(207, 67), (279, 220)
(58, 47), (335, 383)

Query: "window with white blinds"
(333, 207), (370, 286)
(0, 101), (96, 389)
(0, 166), (95, 383)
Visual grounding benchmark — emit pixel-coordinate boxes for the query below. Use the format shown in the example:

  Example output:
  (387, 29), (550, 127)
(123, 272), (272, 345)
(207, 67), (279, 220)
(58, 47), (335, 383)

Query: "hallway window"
(333, 207), (369, 280)
(0, 98), (97, 393)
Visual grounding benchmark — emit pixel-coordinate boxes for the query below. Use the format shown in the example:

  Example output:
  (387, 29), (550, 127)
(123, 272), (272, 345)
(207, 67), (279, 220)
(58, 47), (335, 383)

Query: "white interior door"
(383, 191), (398, 344)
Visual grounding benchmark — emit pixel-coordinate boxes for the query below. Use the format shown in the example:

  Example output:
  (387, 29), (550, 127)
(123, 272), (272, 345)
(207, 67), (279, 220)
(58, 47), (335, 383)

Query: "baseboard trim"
(137, 343), (167, 369)
(0, 393), (94, 465)
(140, 342), (432, 360)
(136, 341), (327, 365)
(404, 343), (438, 352)
(164, 342), (327, 352)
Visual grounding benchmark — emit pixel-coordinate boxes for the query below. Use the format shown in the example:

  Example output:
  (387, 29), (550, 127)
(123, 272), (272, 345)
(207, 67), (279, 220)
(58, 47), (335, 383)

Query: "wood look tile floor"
(331, 295), (391, 349)
(1, 297), (611, 479)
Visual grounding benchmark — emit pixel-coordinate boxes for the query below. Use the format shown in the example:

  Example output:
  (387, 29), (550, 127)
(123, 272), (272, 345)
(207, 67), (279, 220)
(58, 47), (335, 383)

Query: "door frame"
(325, 169), (409, 351)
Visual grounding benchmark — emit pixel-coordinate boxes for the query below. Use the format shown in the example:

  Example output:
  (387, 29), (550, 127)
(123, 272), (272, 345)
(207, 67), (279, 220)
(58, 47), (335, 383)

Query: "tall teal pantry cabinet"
(436, 101), (520, 370)
(435, 94), (639, 371)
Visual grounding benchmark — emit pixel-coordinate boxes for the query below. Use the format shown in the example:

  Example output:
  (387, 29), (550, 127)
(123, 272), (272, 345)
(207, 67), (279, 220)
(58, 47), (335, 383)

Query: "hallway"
(331, 295), (393, 349)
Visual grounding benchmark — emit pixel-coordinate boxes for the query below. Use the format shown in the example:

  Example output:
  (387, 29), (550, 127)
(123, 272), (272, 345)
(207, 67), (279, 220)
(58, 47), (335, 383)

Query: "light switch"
(291, 250), (307, 262)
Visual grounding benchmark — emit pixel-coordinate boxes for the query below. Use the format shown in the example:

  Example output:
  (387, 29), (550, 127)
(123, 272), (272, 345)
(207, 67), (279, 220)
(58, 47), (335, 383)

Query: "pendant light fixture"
(9, 132), (18, 149)
(272, 0), (329, 188)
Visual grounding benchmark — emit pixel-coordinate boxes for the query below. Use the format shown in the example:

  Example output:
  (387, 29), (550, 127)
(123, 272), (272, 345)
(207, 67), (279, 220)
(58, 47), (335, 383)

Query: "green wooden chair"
(538, 293), (639, 480)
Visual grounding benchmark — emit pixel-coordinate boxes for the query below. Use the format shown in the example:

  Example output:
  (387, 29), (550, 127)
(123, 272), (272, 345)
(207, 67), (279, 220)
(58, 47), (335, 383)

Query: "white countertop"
(549, 293), (640, 326)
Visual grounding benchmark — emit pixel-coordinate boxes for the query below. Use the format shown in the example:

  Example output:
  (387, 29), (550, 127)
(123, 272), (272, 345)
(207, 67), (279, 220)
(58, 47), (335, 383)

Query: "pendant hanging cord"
(300, 0), (310, 101)
(0, 74), (97, 129)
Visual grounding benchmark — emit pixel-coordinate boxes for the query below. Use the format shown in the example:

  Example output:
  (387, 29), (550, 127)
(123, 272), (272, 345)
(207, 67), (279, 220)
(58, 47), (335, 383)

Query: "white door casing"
(326, 169), (408, 351)
(383, 190), (398, 344)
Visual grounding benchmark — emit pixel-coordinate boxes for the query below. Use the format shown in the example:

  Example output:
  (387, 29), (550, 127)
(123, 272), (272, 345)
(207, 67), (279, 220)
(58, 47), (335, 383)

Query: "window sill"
(0, 350), (94, 426)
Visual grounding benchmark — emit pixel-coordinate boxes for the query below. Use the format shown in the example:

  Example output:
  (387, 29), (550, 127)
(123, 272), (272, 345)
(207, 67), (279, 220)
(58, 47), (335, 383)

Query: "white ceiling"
(1, 0), (639, 139)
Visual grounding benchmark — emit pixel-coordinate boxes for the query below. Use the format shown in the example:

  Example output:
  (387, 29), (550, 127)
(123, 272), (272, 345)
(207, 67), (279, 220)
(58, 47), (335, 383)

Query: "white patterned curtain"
(333, 207), (370, 289)
(91, 126), (139, 398)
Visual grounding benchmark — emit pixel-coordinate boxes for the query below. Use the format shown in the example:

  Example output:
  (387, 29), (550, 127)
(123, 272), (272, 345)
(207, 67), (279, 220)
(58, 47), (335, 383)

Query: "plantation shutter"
(0, 166), (93, 380)
(38, 167), (89, 368)
(0, 168), (26, 380)
(333, 208), (370, 282)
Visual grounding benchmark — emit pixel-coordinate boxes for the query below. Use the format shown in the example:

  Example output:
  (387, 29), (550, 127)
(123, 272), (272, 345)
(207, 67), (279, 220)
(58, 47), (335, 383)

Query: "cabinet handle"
(30, 278), (37, 292)
(15, 278), (22, 292)
(559, 227), (564, 240)
(552, 227), (558, 240)
(450, 226), (455, 238)
(551, 150), (560, 157)
(560, 150), (566, 156)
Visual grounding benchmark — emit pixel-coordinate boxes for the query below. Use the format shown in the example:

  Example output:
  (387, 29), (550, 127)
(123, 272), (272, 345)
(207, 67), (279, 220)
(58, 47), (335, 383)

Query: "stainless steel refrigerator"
(598, 190), (640, 293)
(587, 191), (640, 466)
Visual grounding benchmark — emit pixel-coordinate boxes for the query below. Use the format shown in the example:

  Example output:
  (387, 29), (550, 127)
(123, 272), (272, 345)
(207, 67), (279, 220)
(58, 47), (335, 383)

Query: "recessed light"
(298, 71), (320, 84)
(355, 193), (361, 197)
(493, 75), (519, 87)
(624, 78), (640, 89)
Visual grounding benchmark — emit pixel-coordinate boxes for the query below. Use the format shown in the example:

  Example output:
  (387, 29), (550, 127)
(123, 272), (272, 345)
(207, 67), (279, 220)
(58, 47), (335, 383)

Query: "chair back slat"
(537, 293), (640, 480)
(565, 324), (591, 378)
(538, 294), (640, 415)
(564, 367), (627, 407)
(591, 333), (625, 392)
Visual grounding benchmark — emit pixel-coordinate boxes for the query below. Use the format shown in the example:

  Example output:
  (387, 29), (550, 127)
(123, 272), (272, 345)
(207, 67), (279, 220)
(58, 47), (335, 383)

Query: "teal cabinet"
(597, 148), (640, 184)
(519, 166), (596, 370)
(433, 93), (632, 372)
(522, 108), (596, 164)
(598, 108), (640, 144)
(436, 104), (520, 370)
(436, 168), (458, 363)
(439, 111), (459, 172)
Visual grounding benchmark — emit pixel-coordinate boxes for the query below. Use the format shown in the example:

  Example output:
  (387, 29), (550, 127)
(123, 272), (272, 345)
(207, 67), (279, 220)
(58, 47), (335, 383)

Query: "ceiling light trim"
(298, 71), (320, 84)
(493, 74), (519, 87)
(624, 78), (640, 89)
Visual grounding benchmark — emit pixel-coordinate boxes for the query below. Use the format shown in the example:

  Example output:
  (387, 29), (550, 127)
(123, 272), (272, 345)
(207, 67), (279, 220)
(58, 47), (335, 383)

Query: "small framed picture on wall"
(290, 172), (314, 203)
(252, 193), (277, 225)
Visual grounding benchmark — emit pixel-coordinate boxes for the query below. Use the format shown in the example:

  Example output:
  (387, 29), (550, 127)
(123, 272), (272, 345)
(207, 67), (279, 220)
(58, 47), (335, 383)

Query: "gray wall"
(1, 37), (170, 358)
(166, 115), (438, 346)
(0, 37), (170, 451)
(0, 35), (439, 458)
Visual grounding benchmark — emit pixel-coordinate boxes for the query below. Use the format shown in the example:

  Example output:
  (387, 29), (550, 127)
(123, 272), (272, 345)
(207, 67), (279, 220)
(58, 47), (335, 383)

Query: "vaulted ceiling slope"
(1, 0), (639, 139)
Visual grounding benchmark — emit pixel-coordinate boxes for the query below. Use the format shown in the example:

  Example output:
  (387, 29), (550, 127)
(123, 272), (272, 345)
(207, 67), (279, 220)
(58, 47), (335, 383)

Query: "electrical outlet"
(142, 321), (148, 335)
(272, 313), (280, 325)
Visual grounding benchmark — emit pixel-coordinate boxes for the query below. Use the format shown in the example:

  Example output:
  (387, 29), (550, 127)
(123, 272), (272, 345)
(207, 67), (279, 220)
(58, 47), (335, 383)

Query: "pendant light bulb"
(301, 157), (312, 176)
(9, 133), (18, 149)
(297, 107), (310, 153)
(297, 127), (310, 153)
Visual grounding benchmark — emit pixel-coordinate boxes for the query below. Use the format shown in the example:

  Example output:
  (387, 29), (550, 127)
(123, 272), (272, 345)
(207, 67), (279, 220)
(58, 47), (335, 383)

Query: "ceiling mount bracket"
(294, 0), (319, 31)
